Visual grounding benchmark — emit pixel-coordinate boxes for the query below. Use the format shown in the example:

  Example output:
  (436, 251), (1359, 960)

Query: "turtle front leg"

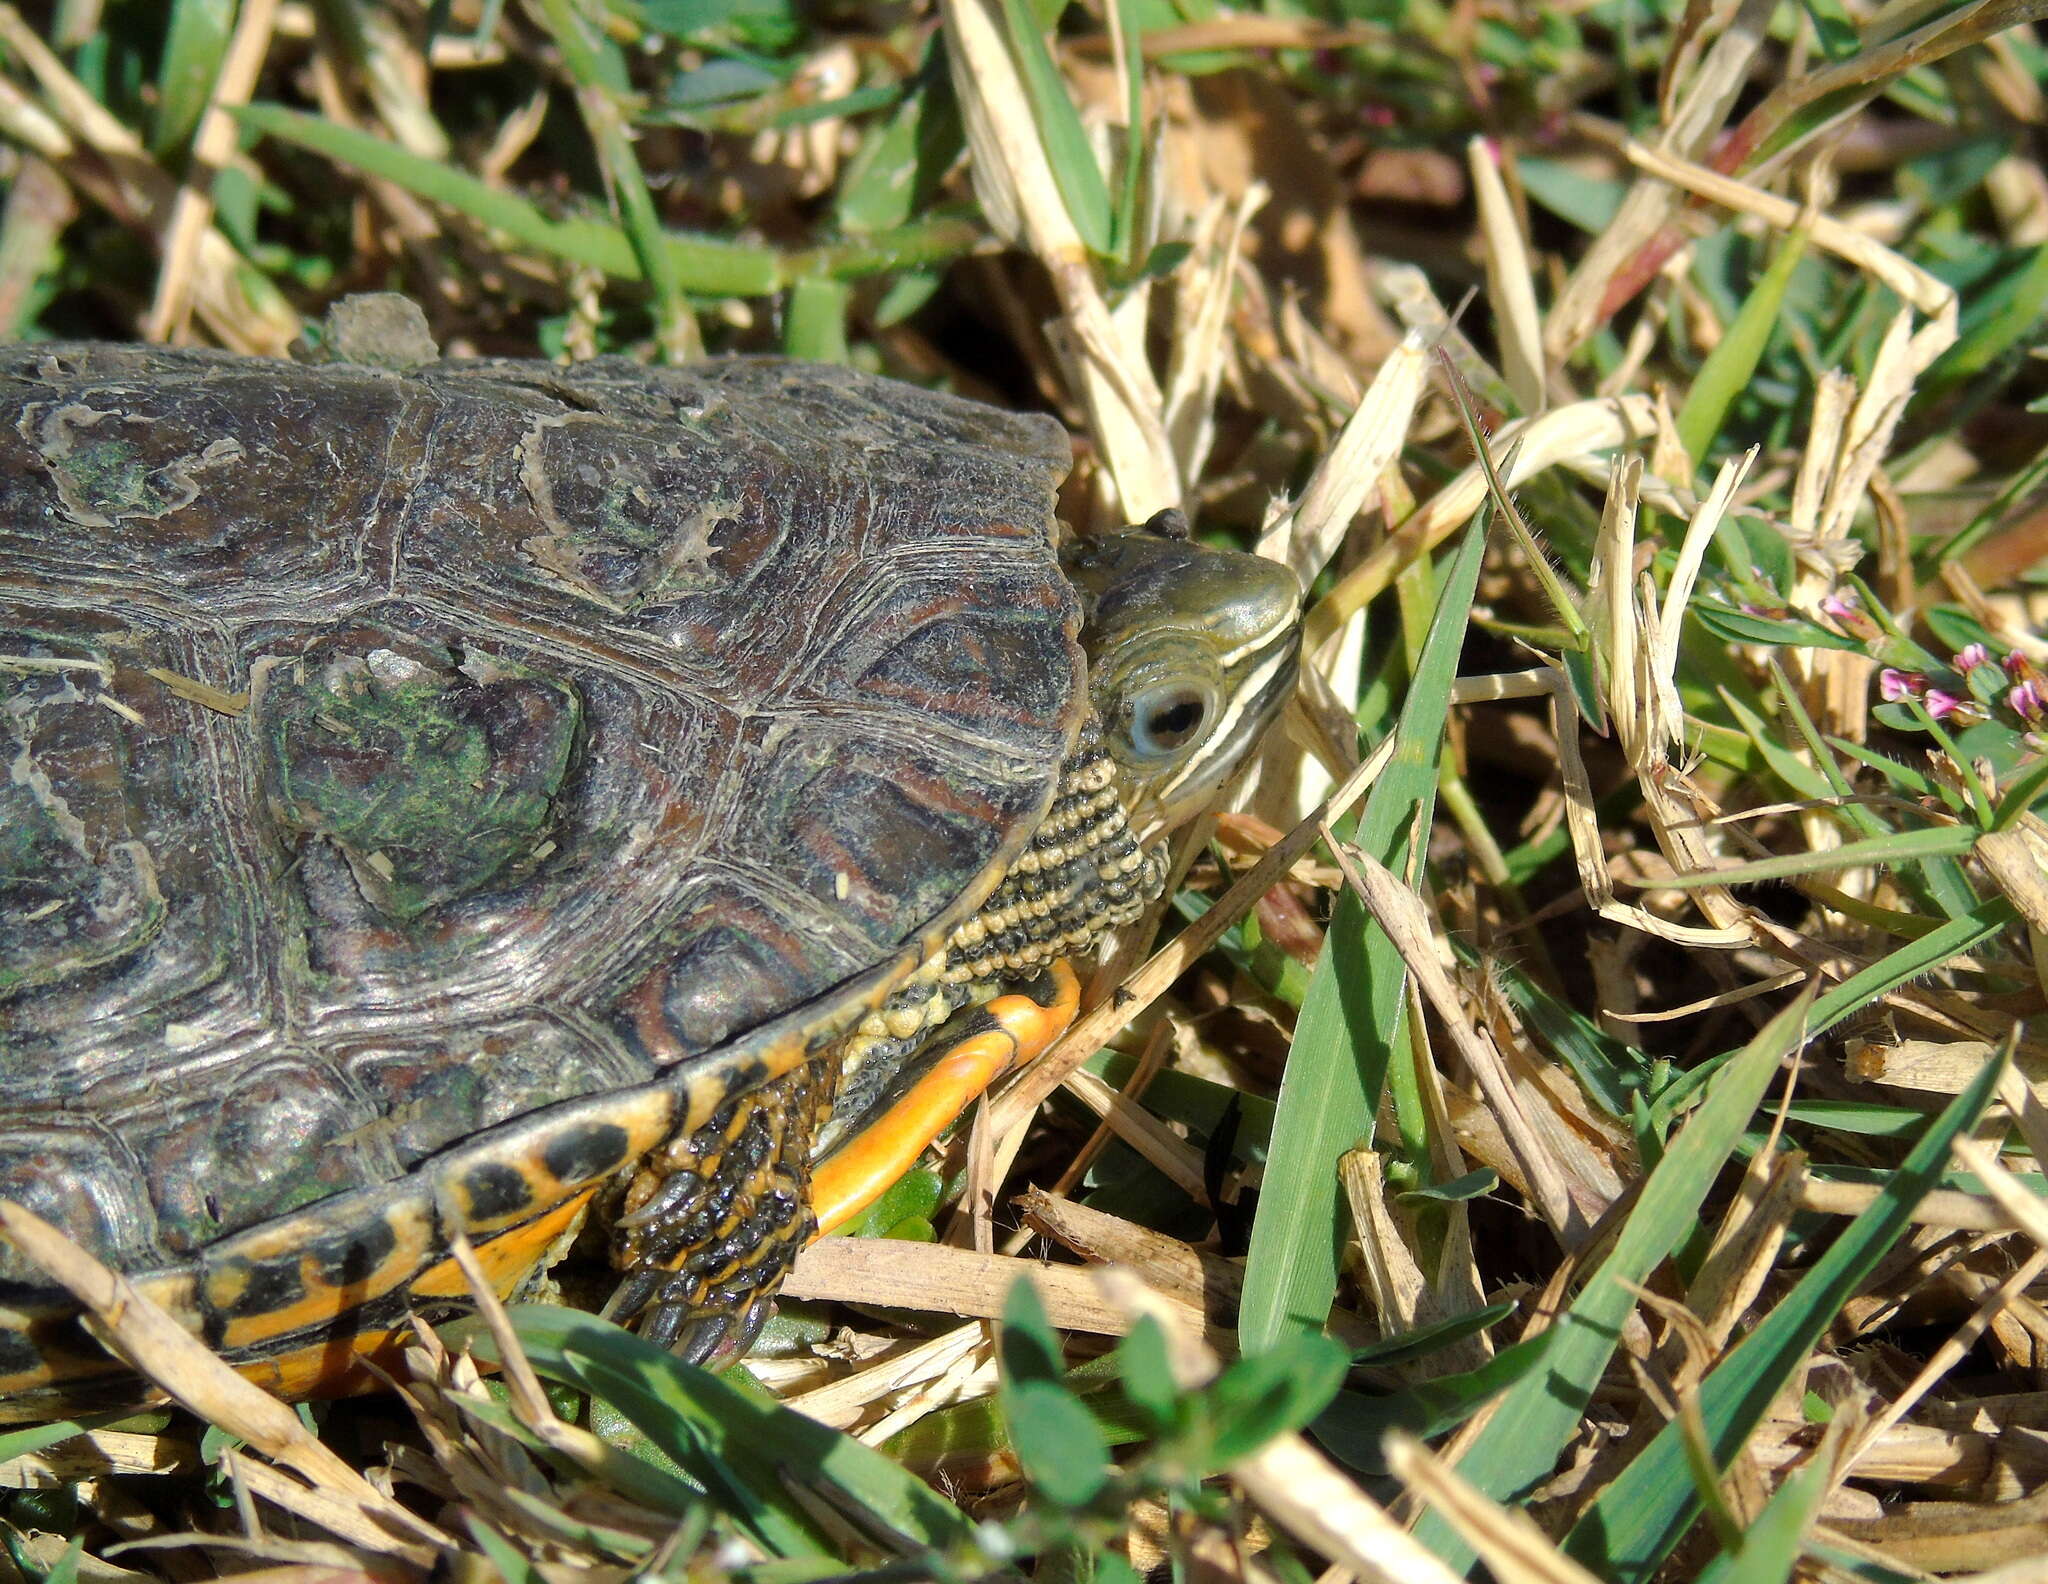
(606, 959), (1082, 1365)
(808, 960), (1081, 1235)
(608, 1060), (834, 1365)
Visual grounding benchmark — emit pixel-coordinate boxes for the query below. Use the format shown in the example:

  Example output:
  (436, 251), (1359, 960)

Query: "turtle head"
(1061, 511), (1301, 840)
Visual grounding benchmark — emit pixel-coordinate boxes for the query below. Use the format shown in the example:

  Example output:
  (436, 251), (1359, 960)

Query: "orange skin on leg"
(809, 959), (1081, 1236)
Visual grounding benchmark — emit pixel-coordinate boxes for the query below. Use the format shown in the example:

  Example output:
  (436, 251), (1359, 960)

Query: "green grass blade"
(38, 1536), (82, 1584)
(1649, 894), (2012, 1125)
(1312, 1331), (1557, 1475)
(535, 0), (695, 357)
(1722, 681), (1979, 919)
(1108, 0), (1145, 263)
(153, 0), (234, 159)
(1652, 822), (1978, 888)
(1993, 754), (2048, 828)
(995, 0), (1115, 255)
(1924, 243), (2048, 395)
(0, 1416), (127, 1461)
(1410, 989), (1809, 1574)
(1562, 1051), (2005, 1580)
(1676, 230), (1809, 465)
(783, 274), (852, 361)
(443, 1378), (706, 1516)
(464, 1514), (549, 1584)
(1692, 1454), (1830, 1584)
(1240, 520), (1485, 1351)
(475, 1305), (984, 1561)
(234, 105), (782, 296)
(1807, 894), (2014, 1038)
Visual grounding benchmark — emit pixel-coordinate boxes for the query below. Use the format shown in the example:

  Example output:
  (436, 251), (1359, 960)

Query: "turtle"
(0, 298), (1300, 1422)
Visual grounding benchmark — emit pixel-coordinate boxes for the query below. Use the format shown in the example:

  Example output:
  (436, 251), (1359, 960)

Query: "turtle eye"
(1128, 684), (1210, 758)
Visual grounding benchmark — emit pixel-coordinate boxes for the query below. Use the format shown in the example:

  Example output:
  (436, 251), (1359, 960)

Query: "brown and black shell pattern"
(0, 344), (1079, 1418)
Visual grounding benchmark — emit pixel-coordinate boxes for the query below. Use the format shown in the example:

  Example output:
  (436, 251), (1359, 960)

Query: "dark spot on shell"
(218, 1256), (304, 1322)
(540, 1121), (631, 1186)
(304, 1216), (400, 1289)
(461, 1162), (532, 1222)
(0, 1323), (49, 1377)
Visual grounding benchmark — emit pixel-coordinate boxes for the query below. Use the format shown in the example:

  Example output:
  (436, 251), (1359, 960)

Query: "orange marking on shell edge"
(233, 1326), (408, 1403)
(445, 1089), (678, 1237)
(217, 1212), (438, 1352)
(809, 958), (1081, 1236)
(409, 1188), (595, 1300)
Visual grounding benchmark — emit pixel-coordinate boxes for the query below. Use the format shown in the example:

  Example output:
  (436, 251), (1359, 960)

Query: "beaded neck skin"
(821, 523), (1301, 1138)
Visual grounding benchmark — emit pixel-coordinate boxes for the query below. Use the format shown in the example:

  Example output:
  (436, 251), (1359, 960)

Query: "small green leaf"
(1133, 241), (1192, 281)
(1689, 602), (1868, 651)
(645, 0), (802, 50)
(1206, 1335), (1350, 1463)
(1116, 1315), (1182, 1431)
(1396, 1168), (1499, 1205)
(1005, 1379), (1111, 1505)
(1516, 156), (1627, 231)
(1797, 0), (1862, 58)
(840, 1164), (945, 1237)
(875, 271), (943, 327)
(1001, 1279), (1069, 1388)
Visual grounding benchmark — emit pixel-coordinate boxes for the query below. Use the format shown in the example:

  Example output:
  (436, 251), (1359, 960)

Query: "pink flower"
(1925, 688), (1963, 720)
(2009, 679), (2045, 722)
(1820, 592), (1880, 641)
(1956, 643), (1992, 673)
(1880, 669), (1923, 703)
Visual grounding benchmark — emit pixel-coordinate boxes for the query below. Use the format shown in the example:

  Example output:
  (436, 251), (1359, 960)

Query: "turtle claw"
(625, 1290), (773, 1367)
(606, 1061), (823, 1365)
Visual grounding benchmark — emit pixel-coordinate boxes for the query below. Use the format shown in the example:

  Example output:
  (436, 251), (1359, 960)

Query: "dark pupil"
(1148, 697), (1204, 745)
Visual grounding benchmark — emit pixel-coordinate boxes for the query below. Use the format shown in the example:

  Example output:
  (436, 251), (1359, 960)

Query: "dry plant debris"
(3, 0), (2048, 1579)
